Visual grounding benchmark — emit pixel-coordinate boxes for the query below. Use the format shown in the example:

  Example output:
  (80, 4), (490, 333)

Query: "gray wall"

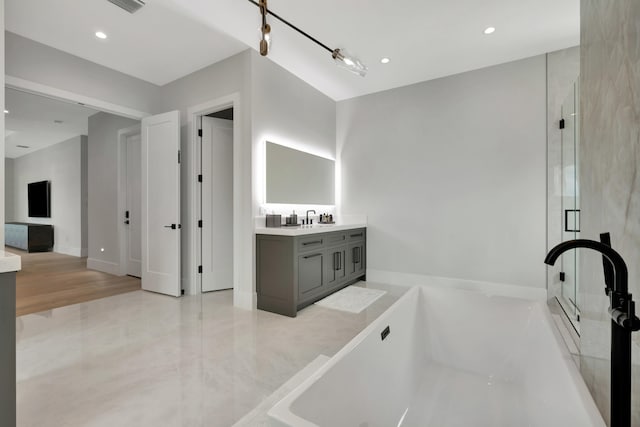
(5, 32), (160, 116)
(159, 50), (253, 297)
(580, 1), (640, 424)
(157, 49), (337, 303)
(4, 159), (14, 222)
(8, 135), (87, 256)
(250, 53), (336, 162)
(337, 55), (547, 289)
(87, 112), (138, 272)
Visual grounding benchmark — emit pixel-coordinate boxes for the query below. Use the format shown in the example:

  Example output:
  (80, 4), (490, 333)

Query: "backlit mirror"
(265, 142), (335, 205)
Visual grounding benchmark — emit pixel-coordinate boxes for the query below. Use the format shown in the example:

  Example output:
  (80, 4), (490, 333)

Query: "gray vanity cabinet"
(347, 242), (365, 279)
(298, 251), (325, 299)
(256, 227), (366, 317)
(325, 245), (347, 287)
(346, 229), (366, 280)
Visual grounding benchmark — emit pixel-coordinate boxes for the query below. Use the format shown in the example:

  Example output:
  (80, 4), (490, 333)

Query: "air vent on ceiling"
(107, 0), (145, 14)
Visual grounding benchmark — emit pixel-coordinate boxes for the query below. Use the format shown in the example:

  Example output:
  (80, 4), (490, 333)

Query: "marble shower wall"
(580, 1), (640, 424)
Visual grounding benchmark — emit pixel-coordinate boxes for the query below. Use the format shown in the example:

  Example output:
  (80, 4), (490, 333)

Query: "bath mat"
(314, 286), (387, 313)
(232, 354), (330, 427)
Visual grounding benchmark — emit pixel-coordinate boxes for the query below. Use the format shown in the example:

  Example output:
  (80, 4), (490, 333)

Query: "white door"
(141, 111), (181, 297)
(125, 132), (142, 278)
(201, 116), (233, 292)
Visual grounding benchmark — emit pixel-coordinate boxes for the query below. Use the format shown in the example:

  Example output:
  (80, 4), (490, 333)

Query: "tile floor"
(16, 282), (406, 427)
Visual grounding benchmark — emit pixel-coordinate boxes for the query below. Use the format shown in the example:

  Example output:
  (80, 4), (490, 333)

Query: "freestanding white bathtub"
(268, 285), (606, 427)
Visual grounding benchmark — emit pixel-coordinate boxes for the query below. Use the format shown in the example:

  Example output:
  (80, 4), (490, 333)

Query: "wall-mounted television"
(28, 180), (51, 218)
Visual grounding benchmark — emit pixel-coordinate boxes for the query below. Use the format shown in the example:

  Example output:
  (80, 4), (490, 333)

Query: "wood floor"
(7, 248), (141, 316)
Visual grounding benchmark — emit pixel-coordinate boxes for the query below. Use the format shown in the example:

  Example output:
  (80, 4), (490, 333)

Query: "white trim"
(366, 269), (547, 301)
(5, 76), (151, 120)
(186, 94), (244, 301)
(87, 258), (121, 276)
(117, 124), (142, 276)
(234, 290), (256, 311)
(53, 245), (85, 257)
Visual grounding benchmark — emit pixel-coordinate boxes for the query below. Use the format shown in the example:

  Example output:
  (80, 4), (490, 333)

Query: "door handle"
(164, 224), (181, 229)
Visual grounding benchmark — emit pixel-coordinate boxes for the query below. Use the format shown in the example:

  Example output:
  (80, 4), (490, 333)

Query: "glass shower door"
(559, 82), (580, 327)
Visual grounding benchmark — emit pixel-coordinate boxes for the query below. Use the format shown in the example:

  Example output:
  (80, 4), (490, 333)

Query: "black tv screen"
(28, 180), (51, 218)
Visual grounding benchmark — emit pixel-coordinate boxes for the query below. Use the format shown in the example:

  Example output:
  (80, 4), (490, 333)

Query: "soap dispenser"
(291, 210), (297, 225)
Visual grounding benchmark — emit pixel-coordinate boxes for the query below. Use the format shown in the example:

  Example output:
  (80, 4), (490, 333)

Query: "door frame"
(117, 124), (142, 276)
(5, 76), (149, 120)
(187, 93), (242, 297)
(6, 77), (151, 276)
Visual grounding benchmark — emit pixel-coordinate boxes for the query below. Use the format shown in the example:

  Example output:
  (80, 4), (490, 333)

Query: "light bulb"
(332, 49), (367, 77)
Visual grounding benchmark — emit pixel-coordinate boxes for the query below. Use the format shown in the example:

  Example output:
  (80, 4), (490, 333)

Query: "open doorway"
(118, 125), (142, 278)
(4, 87), (142, 315)
(199, 108), (234, 293)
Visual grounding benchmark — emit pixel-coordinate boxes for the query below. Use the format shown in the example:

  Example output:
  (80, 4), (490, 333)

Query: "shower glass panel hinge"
(198, 265), (202, 274)
(198, 174), (202, 182)
(198, 220), (203, 228)
(560, 272), (566, 282)
(559, 119), (565, 129)
(198, 129), (203, 137)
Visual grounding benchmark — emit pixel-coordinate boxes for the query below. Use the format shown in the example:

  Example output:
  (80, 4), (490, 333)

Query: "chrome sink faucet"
(305, 210), (316, 225)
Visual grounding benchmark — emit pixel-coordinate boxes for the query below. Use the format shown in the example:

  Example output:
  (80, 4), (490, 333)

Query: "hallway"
(7, 248), (140, 316)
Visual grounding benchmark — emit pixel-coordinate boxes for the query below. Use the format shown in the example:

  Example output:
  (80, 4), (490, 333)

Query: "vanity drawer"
(297, 235), (325, 253)
(325, 232), (347, 247)
(347, 229), (366, 242)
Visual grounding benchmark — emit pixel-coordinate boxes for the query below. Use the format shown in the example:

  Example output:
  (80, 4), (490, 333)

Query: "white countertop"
(0, 250), (21, 273)
(255, 222), (367, 237)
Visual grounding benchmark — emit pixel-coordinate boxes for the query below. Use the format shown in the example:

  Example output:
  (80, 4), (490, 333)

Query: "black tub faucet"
(544, 234), (640, 427)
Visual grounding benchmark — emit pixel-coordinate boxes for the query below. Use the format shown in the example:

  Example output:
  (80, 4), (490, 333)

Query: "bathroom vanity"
(0, 251), (21, 427)
(256, 225), (366, 317)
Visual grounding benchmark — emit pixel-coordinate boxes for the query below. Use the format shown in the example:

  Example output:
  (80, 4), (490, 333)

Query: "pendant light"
(249, 0), (367, 77)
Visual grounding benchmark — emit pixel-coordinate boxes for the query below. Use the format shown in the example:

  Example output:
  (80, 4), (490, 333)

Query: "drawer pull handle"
(304, 253), (322, 259)
(350, 233), (363, 238)
(353, 247), (361, 264)
(303, 240), (322, 246)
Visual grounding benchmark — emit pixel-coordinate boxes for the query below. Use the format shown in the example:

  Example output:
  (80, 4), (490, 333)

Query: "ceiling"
(5, 0), (247, 86)
(5, 88), (98, 159)
(5, 0), (580, 100)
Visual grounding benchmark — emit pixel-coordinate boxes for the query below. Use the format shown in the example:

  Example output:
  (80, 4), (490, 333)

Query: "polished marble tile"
(17, 282), (405, 427)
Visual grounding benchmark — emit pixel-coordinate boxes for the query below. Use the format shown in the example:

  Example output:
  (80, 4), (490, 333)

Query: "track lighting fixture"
(248, 0), (367, 77)
(259, 0), (271, 56)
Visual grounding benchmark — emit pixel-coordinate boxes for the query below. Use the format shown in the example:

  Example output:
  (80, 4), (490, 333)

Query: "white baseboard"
(366, 269), (546, 301)
(54, 245), (84, 257)
(234, 289), (256, 310)
(87, 258), (122, 276)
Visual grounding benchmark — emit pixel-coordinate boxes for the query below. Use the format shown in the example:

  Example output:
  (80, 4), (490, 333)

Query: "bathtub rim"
(267, 285), (420, 427)
(267, 283), (605, 427)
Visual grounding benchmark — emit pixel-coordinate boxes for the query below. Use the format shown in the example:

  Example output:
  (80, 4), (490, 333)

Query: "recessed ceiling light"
(95, 31), (108, 40)
(3, 110), (8, 114)
(483, 27), (496, 35)
(380, 57), (390, 64)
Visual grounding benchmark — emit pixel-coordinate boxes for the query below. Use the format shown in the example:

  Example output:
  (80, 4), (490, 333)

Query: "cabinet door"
(347, 242), (365, 279)
(325, 246), (347, 288)
(298, 252), (324, 300)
